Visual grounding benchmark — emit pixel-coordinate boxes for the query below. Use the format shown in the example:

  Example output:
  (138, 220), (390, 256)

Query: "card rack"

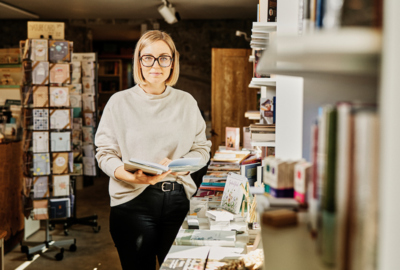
(19, 37), (77, 261)
(49, 53), (101, 235)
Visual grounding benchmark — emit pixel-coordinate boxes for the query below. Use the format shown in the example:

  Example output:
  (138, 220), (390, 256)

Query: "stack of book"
(251, 24), (270, 49)
(250, 123), (275, 142)
(244, 110), (260, 120)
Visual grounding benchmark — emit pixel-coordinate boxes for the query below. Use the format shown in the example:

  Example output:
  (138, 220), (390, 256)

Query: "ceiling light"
(158, 0), (179, 24)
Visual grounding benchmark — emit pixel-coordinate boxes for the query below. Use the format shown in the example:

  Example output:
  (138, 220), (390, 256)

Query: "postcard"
(50, 109), (71, 130)
(51, 131), (71, 152)
(33, 86), (49, 107)
(33, 131), (49, 152)
(50, 87), (70, 107)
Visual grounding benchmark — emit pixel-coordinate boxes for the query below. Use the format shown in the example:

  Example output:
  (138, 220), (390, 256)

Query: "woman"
(95, 30), (211, 269)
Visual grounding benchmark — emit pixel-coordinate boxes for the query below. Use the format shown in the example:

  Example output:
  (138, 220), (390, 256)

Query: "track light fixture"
(236, 31), (251, 42)
(158, 0), (180, 24)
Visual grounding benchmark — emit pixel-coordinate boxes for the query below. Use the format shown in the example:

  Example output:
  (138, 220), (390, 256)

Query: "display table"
(160, 215), (263, 269)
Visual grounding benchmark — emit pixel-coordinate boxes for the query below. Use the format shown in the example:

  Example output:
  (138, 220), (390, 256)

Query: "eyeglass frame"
(139, 54), (174, 68)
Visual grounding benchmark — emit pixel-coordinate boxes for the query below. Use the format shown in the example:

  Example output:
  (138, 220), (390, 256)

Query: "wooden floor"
(4, 174), (122, 270)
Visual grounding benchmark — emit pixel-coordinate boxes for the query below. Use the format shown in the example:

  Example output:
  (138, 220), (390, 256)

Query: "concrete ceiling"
(0, 0), (258, 20)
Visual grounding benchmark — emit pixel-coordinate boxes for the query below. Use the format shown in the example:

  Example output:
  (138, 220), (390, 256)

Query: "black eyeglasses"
(139, 55), (173, 67)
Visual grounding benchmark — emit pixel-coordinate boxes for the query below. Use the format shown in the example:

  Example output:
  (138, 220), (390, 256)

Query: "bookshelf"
(256, 0), (399, 269)
(98, 59), (123, 93)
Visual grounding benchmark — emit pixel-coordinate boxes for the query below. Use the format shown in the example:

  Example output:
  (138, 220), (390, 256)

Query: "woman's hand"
(114, 166), (172, 185)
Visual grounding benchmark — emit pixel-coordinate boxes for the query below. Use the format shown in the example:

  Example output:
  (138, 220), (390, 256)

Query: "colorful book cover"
(220, 173), (247, 214)
(225, 127), (240, 151)
(240, 162), (261, 187)
(260, 98), (274, 124)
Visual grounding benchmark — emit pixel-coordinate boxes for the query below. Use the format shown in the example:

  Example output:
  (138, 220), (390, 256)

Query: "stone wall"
(159, 19), (254, 115)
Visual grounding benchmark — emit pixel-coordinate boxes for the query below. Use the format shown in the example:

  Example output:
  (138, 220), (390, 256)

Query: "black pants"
(109, 183), (189, 270)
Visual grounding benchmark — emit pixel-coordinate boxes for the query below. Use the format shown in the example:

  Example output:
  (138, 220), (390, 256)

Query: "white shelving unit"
(256, 0), (399, 269)
(251, 141), (275, 147)
(249, 78), (276, 87)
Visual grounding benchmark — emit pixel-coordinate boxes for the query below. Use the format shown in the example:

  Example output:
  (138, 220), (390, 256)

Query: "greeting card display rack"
(49, 52), (100, 235)
(19, 36), (77, 261)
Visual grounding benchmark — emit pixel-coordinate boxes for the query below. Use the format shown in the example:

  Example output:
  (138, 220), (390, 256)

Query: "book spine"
(269, 187), (294, 198)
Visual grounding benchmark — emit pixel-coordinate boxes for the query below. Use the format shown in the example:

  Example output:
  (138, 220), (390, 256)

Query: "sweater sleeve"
(181, 105), (212, 165)
(94, 101), (124, 179)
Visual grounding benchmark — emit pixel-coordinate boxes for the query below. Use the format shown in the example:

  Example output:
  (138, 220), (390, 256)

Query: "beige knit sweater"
(95, 84), (212, 206)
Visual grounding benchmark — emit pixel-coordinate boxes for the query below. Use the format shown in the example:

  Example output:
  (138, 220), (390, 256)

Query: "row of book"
(298, 0), (382, 34)
(306, 103), (379, 269)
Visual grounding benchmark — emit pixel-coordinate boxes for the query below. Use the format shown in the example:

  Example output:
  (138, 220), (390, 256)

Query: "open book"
(124, 157), (205, 175)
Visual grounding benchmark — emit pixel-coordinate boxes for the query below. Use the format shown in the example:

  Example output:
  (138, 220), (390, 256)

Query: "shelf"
(99, 54), (133, 60)
(251, 141), (275, 147)
(0, 85), (20, 88)
(249, 78), (276, 87)
(252, 22), (277, 33)
(257, 27), (382, 77)
(262, 212), (331, 270)
(98, 74), (120, 77)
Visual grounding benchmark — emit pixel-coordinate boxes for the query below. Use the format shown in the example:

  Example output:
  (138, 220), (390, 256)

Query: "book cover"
(243, 127), (252, 150)
(267, 0), (277, 22)
(240, 162), (261, 186)
(124, 157), (203, 175)
(220, 173), (247, 214)
(175, 229), (236, 247)
(160, 246), (209, 270)
(260, 98), (274, 125)
(294, 161), (312, 204)
(225, 127), (240, 151)
(350, 111), (379, 270)
(212, 150), (251, 164)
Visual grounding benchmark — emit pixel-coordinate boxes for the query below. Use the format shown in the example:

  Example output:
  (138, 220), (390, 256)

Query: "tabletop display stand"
(49, 52), (100, 235)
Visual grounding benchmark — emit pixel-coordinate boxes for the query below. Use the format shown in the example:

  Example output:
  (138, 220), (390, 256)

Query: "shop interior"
(0, 0), (399, 270)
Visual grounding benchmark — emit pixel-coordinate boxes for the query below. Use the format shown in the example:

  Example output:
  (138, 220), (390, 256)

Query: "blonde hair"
(133, 30), (180, 86)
